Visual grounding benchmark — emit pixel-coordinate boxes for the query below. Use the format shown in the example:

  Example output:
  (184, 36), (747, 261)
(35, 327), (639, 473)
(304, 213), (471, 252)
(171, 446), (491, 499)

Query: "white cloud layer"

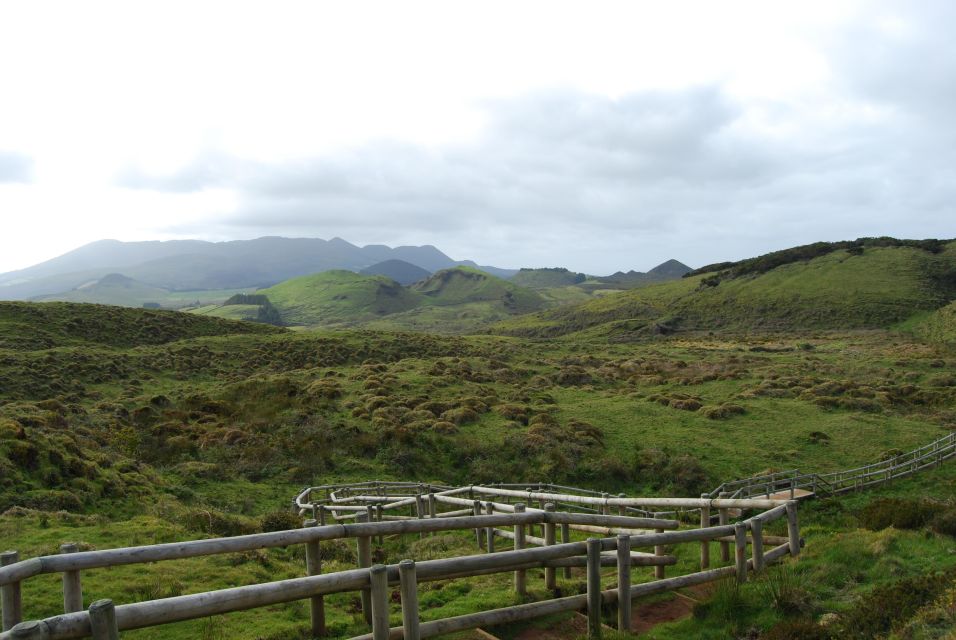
(0, 0), (953, 274)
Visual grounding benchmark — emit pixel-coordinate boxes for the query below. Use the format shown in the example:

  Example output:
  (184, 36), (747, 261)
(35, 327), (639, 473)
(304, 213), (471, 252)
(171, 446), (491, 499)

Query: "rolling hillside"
(257, 270), (423, 325)
(360, 259), (431, 285)
(493, 242), (956, 337)
(510, 267), (588, 289)
(412, 266), (545, 311)
(32, 273), (171, 307)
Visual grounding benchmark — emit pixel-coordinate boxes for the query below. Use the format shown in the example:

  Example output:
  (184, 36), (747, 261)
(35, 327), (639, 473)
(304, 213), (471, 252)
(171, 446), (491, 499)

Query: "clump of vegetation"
(858, 497), (938, 531)
(700, 403), (746, 419)
(831, 569), (956, 639)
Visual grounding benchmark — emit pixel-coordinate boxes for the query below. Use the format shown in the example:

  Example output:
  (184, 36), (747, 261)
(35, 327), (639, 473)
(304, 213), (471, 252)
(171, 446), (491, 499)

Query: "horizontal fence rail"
(0, 490), (801, 640)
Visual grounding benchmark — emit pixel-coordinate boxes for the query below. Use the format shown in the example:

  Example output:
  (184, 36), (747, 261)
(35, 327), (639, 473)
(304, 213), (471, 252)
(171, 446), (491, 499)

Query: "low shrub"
(833, 569), (955, 639)
(259, 510), (303, 532)
(930, 508), (956, 536)
(701, 403), (746, 420)
(858, 497), (937, 531)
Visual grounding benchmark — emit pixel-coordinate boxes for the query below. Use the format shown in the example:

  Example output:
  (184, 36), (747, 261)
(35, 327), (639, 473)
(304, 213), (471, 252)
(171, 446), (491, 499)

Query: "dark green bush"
(833, 569), (955, 639)
(930, 508), (956, 536)
(858, 497), (937, 531)
(259, 510), (304, 532)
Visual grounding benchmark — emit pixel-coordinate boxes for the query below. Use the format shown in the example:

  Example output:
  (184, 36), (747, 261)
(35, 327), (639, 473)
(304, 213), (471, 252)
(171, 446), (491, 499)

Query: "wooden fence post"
(786, 502), (800, 558)
(356, 513), (373, 625)
(717, 492), (730, 563)
(1, 550), (23, 631)
(399, 560), (420, 640)
(586, 538), (602, 640)
(473, 500), (484, 550)
(750, 518), (764, 574)
(699, 495), (710, 570)
(513, 504), (527, 596)
(415, 492), (425, 540)
(303, 519), (325, 637)
(370, 565), (389, 640)
(616, 534), (631, 633)
(734, 523), (748, 584)
(88, 599), (119, 640)
(654, 529), (665, 579)
(544, 503), (556, 590)
(60, 543), (83, 614)
(485, 502), (495, 552)
(560, 523), (572, 578)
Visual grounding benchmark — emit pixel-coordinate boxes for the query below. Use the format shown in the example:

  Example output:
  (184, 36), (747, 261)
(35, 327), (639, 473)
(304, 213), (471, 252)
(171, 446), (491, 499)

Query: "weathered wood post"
(88, 599), (119, 640)
(399, 560), (420, 640)
(586, 538), (602, 640)
(370, 564), (390, 640)
(601, 493), (610, 516)
(356, 512), (373, 625)
(1, 550), (23, 631)
(318, 505), (327, 526)
(734, 523), (748, 584)
(544, 503), (557, 590)
(616, 534), (631, 632)
(9, 620), (51, 639)
(717, 492), (730, 563)
(560, 523), (572, 578)
(786, 502), (800, 558)
(303, 519), (326, 637)
(750, 518), (764, 574)
(60, 544), (83, 613)
(699, 495), (710, 570)
(473, 500), (485, 550)
(514, 504), (527, 596)
(617, 493), (626, 516)
(654, 529), (665, 579)
(485, 502), (495, 552)
(415, 493), (426, 540)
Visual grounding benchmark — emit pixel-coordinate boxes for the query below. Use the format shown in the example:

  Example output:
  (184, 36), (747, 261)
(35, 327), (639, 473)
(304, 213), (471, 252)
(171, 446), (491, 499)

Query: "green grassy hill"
(258, 270), (423, 326)
(413, 266), (545, 311)
(493, 243), (956, 338)
(0, 301), (281, 350)
(32, 273), (172, 307)
(511, 267), (588, 289)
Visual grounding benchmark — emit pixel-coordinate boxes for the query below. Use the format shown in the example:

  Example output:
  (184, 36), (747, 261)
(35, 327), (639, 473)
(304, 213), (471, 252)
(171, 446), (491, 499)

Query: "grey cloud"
(0, 151), (33, 183)
(117, 49), (956, 273)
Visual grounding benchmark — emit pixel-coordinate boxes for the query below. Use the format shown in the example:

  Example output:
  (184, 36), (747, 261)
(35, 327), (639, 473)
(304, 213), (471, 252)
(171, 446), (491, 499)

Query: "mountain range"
(0, 237), (689, 302)
(0, 237), (518, 300)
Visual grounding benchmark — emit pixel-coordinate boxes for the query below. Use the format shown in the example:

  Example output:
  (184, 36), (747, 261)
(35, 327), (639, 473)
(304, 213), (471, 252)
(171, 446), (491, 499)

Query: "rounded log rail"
(0, 488), (801, 640)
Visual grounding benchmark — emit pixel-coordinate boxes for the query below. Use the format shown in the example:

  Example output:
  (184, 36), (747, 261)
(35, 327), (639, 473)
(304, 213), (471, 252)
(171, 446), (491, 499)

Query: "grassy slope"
(188, 304), (262, 321)
(413, 267), (544, 310)
(510, 268), (587, 289)
(259, 270), (423, 325)
(903, 300), (956, 345)
(493, 244), (956, 338)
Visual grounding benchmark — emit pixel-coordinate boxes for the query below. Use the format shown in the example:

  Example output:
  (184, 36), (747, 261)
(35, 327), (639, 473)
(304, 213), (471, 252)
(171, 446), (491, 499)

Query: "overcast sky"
(1, 0), (953, 275)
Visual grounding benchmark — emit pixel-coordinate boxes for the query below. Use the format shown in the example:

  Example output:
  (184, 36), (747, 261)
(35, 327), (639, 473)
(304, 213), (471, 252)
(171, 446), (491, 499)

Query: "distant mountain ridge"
(0, 237), (519, 300)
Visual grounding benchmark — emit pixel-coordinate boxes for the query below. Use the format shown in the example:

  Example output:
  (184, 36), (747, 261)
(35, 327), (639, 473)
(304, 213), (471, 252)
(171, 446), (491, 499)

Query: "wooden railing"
(710, 430), (956, 500)
(0, 491), (800, 640)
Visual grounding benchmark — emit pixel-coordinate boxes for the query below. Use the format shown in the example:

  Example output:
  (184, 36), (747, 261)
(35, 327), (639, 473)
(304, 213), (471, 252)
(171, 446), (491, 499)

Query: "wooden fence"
(709, 430), (956, 501)
(0, 489), (799, 640)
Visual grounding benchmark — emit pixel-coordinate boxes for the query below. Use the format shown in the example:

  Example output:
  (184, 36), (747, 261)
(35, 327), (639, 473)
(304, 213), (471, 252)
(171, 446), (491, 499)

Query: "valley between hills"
(2, 236), (956, 638)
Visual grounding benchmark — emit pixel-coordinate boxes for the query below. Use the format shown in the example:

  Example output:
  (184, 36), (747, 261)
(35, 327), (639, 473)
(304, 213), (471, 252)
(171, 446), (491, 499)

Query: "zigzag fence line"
(2, 431), (953, 639)
(0, 487), (799, 640)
